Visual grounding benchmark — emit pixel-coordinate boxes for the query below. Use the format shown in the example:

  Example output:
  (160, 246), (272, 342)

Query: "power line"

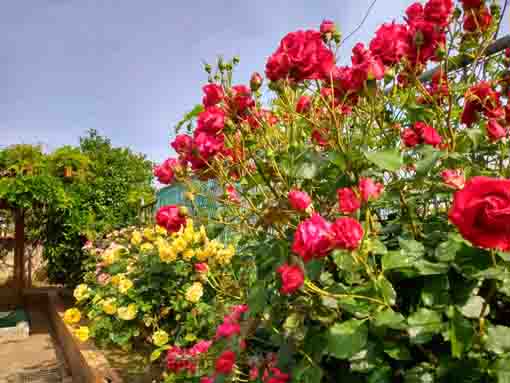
(340, 0), (378, 47)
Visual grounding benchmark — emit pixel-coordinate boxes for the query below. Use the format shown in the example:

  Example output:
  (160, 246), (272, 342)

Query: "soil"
(0, 305), (71, 382)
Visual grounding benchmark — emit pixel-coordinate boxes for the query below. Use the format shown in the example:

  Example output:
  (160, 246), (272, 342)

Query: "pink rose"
(320, 20), (336, 34)
(194, 263), (209, 273)
(155, 205), (187, 233)
(202, 83), (224, 107)
(196, 106), (225, 135)
(288, 189), (312, 211)
(277, 263), (304, 295)
(337, 188), (361, 214)
(291, 214), (335, 262)
(332, 217), (364, 250)
(193, 132), (225, 160)
(171, 134), (193, 156)
(215, 350), (236, 374)
(226, 185), (241, 204)
(369, 22), (410, 66)
(153, 158), (181, 184)
(216, 321), (241, 339)
(250, 72), (263, 92)
(441, 169), (465, 189)
(359, 178), (384, 202)
(420, 124), (443, 147)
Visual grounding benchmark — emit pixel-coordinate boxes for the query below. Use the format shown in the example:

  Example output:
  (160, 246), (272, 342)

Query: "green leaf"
(383, 341), (412, 360)
(349, 341), (384, 373)
(435, 237), (462, 262)
(305, 259), (323, 280)
(407, 308), (443, 344)
(175, 104), (204, 132)
(326, 319), (368, 359)
(293, 361), (323, 383)
(375, 276), (396, 305)
(296, 160), (319, 179)
(403, 363), (436, 383)
(421, 275), (449, 307)
(486, 325), (510, 355)
(459, 296), (488, 319)
(368, 366), (392, 383)
(248, 281), (268, 315)
(449, 308), (474, 358)
(492, 358), (510, 383)
(373, 309), (406, 330)
(416, 147), (443, 176)
(150, 348), (163, 362)
(328, 151), (346, 171)
(364, 149), (403, 172)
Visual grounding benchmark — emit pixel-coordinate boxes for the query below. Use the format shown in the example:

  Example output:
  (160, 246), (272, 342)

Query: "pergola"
(0, 198), (26, 306)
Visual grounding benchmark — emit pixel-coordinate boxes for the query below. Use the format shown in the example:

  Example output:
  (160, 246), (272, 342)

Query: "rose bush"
(64, 216), (244, 372)
(151, 0), (510, 381)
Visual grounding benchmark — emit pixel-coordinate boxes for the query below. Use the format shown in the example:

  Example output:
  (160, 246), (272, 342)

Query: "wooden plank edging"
(46, 290), (124, 383)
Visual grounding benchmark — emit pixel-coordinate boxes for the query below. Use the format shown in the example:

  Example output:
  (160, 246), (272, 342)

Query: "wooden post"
(14, 208), (25, 305)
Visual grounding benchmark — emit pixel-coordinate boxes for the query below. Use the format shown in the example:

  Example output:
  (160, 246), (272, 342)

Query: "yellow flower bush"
(63, 308), (81, 325)
(69, 222), (240, 355)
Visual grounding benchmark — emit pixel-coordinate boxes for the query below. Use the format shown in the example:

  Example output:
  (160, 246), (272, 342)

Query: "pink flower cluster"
(166, 340), (212, 374)
(292, 214), (364, 262)
(249, 353), (290, 383)
(337, 177), (384, 215)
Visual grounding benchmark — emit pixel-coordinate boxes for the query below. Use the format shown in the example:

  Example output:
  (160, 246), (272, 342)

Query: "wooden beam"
(14, 208), (25, 305)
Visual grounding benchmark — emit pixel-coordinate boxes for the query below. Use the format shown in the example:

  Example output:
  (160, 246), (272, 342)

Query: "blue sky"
(2, 1), (508, 163)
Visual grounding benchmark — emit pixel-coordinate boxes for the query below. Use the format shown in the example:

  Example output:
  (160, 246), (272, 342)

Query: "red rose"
(216, 320), (241, 339)
(291, 214), (335, 262)
(154, 158), (181, 184)
(424, 0), (453, 28)
(462, 82), (502, 126)
(311, 128), (329, 147)
(202, 83), (224, 107)
(351, 42), (385, 82)
(229, 85), (255, 117)
(250, 72), (263, 92)
(277, 263), (304, 295)
(215, 350), (236, 374)
(369, 22), (410, 66)
(288, 189), (312, 211)
(200, 378), (214, 383)
(331, 217), (364, 250)
(246, 109), (277, 130)
(155, 205), (187, 233)
(337, 188), (361, 214)
(359, 178), (384, 202)
(226, 185), (240, 204)
(449, 177), (510, 251)
(487, 119), (507, 142)
(405, 2), (424, 25)
(265, 30), (335, 82)
(402, 128), (421, 147)
(463, 7), (492, 32)
(296, 95), (312, 113)
(441, 169), (465, 189)
(196, 106), (225, 135)
(194, 263), (208, 273)
(264, 367), (290, 383)
(171, 134), (193, 156)
(420, 124), (442, 147)
(320, 20), (336, 34)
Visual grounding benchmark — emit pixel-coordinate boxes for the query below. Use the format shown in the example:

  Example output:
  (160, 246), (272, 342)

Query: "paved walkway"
(0, 306), (71, 382)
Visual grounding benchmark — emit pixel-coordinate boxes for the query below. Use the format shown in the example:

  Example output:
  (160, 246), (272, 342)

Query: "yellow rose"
(63, 308), (81, 325)
(159, 244), (177, 263)
(184, 333), (197, 342)
(110, 275), (121, 286)
(126, 262), (137, 273)
(102, 298), (117, 315)
(172, 238), (187, 253)
(195, 249), (209, 261)
(216, 244), (235, 265)
(140, 242), (154, 253)
(74, 326), (89, 342)
(118, 303), (138, 320)
(155, 225), (167, 236)
(118, 278), (133, 294)
(152, 330), (169, 347)
(143, 228), (155, 241)
(103, 250), (117, 266)
(182, 249), (195, 261)
(73, 284), (90, 302)
(131, 231), (143, 246)
(185, 282), (203, 303)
